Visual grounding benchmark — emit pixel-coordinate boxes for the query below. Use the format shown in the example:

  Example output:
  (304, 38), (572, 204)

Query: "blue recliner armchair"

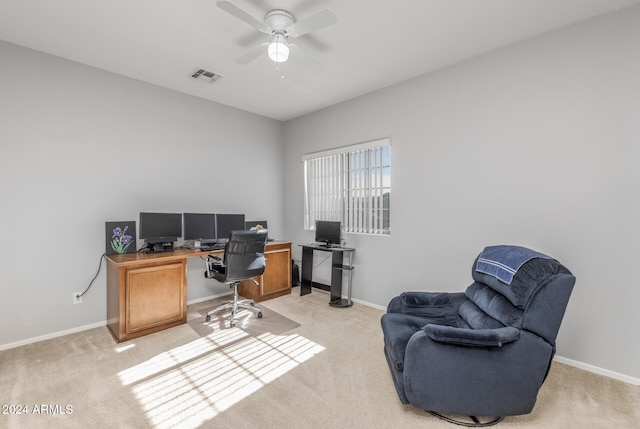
(381, 246), (575, 426)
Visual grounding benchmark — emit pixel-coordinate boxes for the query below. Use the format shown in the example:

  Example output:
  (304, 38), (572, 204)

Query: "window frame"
(302, 138), (391, 236)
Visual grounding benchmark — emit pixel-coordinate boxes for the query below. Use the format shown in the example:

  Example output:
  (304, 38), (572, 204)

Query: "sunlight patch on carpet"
(117, 329), (325, 429)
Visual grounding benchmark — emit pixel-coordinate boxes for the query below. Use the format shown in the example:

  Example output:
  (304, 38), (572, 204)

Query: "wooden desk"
(105, 241), (292, 342)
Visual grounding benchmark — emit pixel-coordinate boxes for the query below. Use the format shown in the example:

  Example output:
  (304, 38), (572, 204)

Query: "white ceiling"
(1, 0), (638, 121)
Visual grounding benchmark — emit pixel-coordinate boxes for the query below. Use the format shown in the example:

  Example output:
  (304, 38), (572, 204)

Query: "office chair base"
(205, 299), (262, 327)
(427, 412), (504, 427)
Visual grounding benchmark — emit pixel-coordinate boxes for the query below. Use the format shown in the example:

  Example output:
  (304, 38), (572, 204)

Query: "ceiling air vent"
(191, 68), (223, 84)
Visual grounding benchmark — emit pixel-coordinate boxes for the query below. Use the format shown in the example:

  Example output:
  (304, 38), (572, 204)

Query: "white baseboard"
(187, 291), (233, 305)
(0, 321), (107, 352)
(553, 355), (640, 386)
(0, 293), (233, 352)
(351, 296), (386, 311)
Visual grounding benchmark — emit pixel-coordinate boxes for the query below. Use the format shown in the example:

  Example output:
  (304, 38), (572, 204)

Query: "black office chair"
(204, 230), (267, 327)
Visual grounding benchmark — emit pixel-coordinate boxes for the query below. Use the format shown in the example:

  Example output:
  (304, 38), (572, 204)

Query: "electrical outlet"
(73, 292), (82, 304)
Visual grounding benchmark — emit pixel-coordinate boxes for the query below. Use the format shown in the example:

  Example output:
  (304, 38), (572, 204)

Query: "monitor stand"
(147, 241), (175, 253)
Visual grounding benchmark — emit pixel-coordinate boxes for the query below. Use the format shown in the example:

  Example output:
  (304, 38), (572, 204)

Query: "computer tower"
(291, 261), (300, 286)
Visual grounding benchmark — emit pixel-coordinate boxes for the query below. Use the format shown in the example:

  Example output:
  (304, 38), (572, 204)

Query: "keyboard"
(199, 243), (226, 251)
(313, 242), (341, 249)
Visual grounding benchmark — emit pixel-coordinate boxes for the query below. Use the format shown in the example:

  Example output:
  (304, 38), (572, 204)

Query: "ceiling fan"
(217, 0), (337, 71)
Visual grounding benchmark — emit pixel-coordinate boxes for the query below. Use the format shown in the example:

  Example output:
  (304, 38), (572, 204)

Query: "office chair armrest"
(423, 325), (520, 348)
(204, 255), (225, 279)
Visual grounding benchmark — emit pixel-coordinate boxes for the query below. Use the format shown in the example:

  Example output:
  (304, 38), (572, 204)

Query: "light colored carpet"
(1, 291), (638, 429)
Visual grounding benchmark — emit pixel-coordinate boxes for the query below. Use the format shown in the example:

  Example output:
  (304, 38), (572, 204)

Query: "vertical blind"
(303, 139), (390, 235)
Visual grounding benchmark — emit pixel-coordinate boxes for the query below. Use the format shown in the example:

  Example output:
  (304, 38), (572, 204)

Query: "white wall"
(283, 6), (640, 380)
(0, 41), (285, 346)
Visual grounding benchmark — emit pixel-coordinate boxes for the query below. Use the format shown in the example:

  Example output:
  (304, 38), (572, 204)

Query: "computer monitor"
(246, 220), (268, 240)
(183, 213), (216, 247)
(215, 213), (246, 241)
(245, 220), (267, 230)
(315, 220), (341, 247)
(139, 212), (182, 252)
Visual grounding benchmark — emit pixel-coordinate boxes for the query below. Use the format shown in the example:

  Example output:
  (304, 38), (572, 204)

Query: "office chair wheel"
(258, 311), (263, 318)
(205, 314), (211, 322)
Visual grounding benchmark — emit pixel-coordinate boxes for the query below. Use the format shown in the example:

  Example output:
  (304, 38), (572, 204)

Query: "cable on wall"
(77, 253), (106, 299)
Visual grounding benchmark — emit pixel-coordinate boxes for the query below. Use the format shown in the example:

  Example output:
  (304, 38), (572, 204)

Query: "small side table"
(300, 244), (355, 307)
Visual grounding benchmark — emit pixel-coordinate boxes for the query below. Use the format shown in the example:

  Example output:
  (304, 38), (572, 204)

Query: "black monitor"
(139, 212), (182, 252)
(246, 220), (269, 241)
(215, 213), (246, 241)
(315, 220), (341, 247)
(245, 220), (267, 230)
(183, 213), (217, 247)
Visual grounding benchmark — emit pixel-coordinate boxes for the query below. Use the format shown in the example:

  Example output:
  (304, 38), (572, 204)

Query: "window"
(303, 138), (390, 235)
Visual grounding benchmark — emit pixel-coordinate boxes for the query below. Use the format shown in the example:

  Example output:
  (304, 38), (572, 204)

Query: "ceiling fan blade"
(235, 42), (269, 65)
(289, 44), (323, 73)
(287, 9), (337, 38)
(217, 1), (270, 33)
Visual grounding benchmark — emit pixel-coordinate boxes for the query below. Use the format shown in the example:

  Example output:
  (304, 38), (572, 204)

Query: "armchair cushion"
(424, 325), (520, 347)
(457, 300), (505, 329)
(472, 255), (572, 309)
(463, 282), (523, 328)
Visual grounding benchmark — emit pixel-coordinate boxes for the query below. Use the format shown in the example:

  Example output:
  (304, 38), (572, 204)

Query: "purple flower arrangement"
(111, 225), (133, 254)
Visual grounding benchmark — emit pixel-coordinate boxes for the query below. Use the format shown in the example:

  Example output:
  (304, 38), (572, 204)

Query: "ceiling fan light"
(268, 34), (289, 63)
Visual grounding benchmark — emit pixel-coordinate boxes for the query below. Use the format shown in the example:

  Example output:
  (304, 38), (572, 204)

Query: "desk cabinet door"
(237, 243), (292, 302)
(125, 262), (186, 333)
(262, 249), (291, 296)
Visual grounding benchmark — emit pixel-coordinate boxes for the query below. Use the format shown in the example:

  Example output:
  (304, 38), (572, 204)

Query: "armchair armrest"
(387, 292), (464, 321)
(400, 292), (452, 307)
(423, 325), (520, 347)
